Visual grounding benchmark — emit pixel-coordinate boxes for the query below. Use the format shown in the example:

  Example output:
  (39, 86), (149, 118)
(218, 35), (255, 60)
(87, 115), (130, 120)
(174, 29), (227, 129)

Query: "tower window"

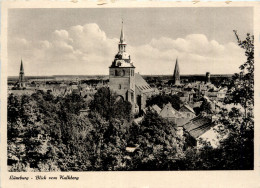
(122, 70), (125, 76)
(115, 70), (118, 76)
(119, 84), (121, 89)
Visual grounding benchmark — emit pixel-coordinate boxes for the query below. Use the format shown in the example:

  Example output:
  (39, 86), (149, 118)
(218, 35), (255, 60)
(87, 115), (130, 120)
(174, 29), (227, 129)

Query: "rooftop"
(183, 116), (215, 139)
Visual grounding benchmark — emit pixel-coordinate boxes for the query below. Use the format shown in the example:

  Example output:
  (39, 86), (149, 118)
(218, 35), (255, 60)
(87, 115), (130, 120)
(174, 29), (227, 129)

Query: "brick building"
(109, 22), (154, 113)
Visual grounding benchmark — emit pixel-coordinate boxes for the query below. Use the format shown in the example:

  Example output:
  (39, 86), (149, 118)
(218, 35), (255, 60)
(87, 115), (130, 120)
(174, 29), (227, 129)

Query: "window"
(122, 70), (125, 76)
(131, 92), (134, 101)
(131, 70), (134, 76)
(119, 84), (121, 89)
(115, 70), (118, 76)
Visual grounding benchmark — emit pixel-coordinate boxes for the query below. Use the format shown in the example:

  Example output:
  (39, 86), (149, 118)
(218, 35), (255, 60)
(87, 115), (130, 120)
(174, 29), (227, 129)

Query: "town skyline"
(8, 7), (253, 76)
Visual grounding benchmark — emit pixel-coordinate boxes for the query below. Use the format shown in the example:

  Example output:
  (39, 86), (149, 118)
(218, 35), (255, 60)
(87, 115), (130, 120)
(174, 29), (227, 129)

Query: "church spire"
(19, 59), (25, 88)
(118, 20), (127, 53)
(20, 59), (24, 73)
(173, 58), (180, 85)
(111, 20), (133, 68)
(120, 20), (125, 44)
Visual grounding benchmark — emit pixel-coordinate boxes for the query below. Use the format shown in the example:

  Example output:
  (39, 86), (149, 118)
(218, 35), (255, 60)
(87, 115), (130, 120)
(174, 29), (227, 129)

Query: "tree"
(230, 31), (254, 119)
(146, 94), (182, 110)
(89, 87), (132, 121)
(129, 110), (185, 170)
(224, 31), (254, 169)
(180, 32), (254, 170)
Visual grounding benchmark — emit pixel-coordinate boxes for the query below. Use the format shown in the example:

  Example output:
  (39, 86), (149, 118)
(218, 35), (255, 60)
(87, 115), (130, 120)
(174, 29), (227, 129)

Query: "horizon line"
(8, 73), (234, 77)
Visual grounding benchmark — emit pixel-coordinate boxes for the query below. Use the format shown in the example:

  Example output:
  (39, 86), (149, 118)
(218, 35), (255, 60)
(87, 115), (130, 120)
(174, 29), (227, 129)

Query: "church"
(18, 59), (26, 88)
(109, 22), (154, 113)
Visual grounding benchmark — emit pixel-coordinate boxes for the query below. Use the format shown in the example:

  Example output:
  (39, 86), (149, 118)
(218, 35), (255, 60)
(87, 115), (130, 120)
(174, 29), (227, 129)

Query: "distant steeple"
(18, 59), (25, 88)
(20, 59), (24, 73)
(173, 58), (180, 85)
(205, 72), (211, 83)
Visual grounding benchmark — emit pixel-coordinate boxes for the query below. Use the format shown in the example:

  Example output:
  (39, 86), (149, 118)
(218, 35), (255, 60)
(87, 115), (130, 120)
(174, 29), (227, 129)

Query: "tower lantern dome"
(110, 20), (134, 68)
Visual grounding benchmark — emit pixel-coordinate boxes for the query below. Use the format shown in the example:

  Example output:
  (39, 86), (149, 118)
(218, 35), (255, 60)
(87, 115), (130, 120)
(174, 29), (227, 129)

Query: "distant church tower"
(173, 58), (180, 85)
(109, 21), (136, 107)
(205, 72), (211, 83)
(18, 59), (26, 88)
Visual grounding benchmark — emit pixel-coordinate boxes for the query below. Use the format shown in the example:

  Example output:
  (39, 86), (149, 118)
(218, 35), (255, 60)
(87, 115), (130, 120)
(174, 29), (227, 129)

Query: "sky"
(8, 7), (253, 76)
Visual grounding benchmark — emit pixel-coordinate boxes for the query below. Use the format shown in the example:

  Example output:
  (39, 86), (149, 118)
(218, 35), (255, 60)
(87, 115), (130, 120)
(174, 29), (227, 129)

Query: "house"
(79, 108), (90, 116)
(151, 104), (161, 114)
(182, 115), (218, 147)
(159, 103), (183, 124)
(217, 87), (227, 100)
(177, 92), (193, 103)
(179, 104), (196, 119)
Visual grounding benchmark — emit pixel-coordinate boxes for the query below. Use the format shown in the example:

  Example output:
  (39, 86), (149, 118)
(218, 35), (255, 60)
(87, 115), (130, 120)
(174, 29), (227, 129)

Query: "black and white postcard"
(1, 1), (260, 188)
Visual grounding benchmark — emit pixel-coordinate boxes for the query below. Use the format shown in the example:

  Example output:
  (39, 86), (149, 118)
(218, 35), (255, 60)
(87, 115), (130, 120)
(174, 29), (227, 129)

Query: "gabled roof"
(184, 83), (192, 89)
(180, 104), (195, 114)
(183, 116), (215, 139)
(151, 104), (161, 114)
(135, 73), (154, 93)
(159, 103), (183, 119)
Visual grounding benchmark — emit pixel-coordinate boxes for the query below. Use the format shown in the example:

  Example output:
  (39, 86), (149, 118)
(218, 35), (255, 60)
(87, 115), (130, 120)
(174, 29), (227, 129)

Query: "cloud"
(8, 23), (245, 76)
(130, 34), (245, 75)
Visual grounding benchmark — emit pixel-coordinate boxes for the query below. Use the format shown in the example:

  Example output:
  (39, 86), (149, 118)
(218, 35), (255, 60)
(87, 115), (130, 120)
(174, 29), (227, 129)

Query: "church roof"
(135, 73), (154, 93)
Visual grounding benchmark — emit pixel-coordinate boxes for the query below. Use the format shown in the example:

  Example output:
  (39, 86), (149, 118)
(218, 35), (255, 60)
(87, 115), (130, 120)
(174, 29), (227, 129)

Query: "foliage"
(229, 31), (254, 117)
(128, 110), (185, 170)
(179, 32), (254, 170)
(8, 88), (133, 171)
(89, 87), (132, 121)
(146, 93), (182, 110)
(223, 31), (254, 169)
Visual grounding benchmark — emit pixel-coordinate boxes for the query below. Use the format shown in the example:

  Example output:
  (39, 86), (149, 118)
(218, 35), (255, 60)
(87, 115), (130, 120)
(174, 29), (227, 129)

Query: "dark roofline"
(109, 66), (135, 68)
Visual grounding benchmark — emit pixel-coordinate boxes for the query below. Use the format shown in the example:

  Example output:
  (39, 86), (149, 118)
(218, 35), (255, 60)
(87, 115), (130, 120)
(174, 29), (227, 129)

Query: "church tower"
(173, 58), (180, 85)
(205, 72), (211, 83)
(18, 59), (26, 88)
(109, 21), (136, 107)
